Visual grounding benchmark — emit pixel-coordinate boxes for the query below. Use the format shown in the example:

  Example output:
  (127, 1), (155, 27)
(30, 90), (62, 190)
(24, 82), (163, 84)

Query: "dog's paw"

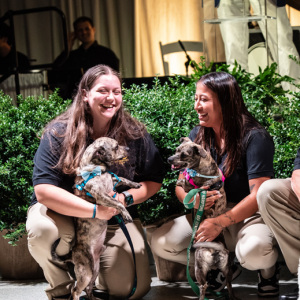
(122, 211), (133, 223)
(133, 183), (142, 189)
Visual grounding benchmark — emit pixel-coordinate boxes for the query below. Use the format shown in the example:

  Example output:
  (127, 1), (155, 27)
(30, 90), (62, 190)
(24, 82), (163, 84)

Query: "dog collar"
(76, 167), (121, 197)
(183, 168), (225, 189)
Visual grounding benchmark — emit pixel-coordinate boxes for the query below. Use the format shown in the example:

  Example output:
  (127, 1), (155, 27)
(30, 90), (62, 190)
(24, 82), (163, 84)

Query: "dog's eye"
(180, 152), (188, 159)
(115, 145), (118, 151)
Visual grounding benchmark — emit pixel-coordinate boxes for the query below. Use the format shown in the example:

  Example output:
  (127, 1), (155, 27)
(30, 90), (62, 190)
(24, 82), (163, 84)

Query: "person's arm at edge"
(291, 169), (300, 202)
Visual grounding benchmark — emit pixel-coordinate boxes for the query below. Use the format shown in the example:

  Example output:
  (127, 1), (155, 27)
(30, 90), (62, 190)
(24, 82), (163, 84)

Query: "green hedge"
(0, 92), (71, 244)
(1, 60), (299, 243)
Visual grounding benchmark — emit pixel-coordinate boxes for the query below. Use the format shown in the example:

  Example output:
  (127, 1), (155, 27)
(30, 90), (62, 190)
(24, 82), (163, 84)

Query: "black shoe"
(93, 289), (109, 300)
(207, 263), (242, 292)
(79, 290), (109, 300)
(257, 263), (280, 297)
(279, 288), (299, 300)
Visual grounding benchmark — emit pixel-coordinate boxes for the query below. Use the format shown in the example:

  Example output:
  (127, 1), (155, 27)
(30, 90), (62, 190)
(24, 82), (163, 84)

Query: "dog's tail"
(49, 238), (72, 271)
(193, 241), (226, 251)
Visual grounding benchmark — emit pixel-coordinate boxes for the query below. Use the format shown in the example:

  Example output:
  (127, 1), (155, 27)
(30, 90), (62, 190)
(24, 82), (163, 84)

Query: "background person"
(148, 71), (280, 297)
(49, 16), (119, 99)
(257, 148), (300, 300)
(217, 0), (299, 91)
(26, 64), (164, 300)
(0, 22), (30, 75)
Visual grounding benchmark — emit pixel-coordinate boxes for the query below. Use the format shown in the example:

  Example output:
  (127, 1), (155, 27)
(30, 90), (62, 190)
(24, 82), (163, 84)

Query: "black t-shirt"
(189, 126), (274, 205)
(31, 123), (165, 219)
(49, 41), (120, 98)
(0, 51), (30, 74)
(294, 148), (300, 171)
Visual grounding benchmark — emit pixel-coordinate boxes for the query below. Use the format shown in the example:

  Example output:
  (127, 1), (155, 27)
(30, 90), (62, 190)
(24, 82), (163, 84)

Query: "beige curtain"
(134, 0), (225, 77)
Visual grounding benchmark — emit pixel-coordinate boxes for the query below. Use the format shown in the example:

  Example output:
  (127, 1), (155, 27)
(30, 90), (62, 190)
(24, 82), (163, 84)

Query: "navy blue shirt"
(189, 126), (274, 205)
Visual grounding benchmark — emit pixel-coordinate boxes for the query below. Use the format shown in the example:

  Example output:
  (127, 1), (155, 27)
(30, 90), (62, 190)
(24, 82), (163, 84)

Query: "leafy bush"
(1, 58), (299, 241)
(0, 91), (71, 244)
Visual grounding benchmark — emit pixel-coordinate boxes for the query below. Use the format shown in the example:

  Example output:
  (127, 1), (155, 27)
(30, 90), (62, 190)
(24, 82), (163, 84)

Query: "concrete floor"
(0, 262), (297, 300)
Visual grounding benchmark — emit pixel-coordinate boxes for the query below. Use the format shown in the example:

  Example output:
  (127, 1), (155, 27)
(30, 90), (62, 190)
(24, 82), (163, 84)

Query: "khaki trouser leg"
(26, 203), (75, 299)
(96, 219), (151, 299)
(257, 178), (300, 275)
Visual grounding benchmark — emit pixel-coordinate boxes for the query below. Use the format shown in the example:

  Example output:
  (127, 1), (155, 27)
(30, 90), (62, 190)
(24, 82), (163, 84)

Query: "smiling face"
(194, 82), (223, 134)
(83, 74), (122, 134)
(75, 21), (95, 46)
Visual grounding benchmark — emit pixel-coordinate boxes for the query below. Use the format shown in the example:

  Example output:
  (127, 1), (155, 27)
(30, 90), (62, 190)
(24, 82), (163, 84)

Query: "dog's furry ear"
(180, 137), (191, 144)
(193, 145), (207, 158)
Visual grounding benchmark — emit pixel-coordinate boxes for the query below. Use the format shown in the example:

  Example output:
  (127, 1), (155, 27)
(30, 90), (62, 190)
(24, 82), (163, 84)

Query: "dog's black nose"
(167, 157), (172, 164)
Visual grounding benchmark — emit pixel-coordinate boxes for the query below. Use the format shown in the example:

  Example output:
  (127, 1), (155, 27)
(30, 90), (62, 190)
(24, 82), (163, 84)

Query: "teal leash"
(112, 194), (137, 298)
(76, 168), (137, 298)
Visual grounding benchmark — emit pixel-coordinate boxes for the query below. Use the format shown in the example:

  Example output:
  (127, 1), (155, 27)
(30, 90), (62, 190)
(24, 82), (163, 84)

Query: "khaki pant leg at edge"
(257, 178), (300, 275)
(96, 219), (151, 300)
(26, 202), (75, 299)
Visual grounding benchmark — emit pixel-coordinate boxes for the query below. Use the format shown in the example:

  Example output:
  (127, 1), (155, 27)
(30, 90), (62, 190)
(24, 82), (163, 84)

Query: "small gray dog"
(168, 137), (237, 300)
(51, 137), (141, 300)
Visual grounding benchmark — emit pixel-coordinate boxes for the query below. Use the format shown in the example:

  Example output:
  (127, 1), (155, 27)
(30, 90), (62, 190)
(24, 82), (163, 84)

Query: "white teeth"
(102, 104), (114, 108)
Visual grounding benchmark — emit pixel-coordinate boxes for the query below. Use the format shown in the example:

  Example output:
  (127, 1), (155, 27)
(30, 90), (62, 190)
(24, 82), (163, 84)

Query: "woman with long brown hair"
(149, 71), (279, 297)
(26, 65), (165, 300)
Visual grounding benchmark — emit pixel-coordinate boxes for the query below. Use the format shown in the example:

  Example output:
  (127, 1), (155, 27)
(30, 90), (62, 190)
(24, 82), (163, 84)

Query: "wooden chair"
(159, 40), (203, 75)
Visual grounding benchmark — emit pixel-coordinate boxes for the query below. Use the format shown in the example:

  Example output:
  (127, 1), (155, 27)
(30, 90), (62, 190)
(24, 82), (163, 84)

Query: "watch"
(122, 191), (134, 207)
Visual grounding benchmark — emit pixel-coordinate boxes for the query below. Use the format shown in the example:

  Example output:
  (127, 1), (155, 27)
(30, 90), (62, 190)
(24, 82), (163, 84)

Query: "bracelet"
(92, 204), (97, 218)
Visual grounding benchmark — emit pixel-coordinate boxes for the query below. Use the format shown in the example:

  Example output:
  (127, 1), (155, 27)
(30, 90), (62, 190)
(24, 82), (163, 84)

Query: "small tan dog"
(51, 137), (141, 300)
(168, 137), (238, 300)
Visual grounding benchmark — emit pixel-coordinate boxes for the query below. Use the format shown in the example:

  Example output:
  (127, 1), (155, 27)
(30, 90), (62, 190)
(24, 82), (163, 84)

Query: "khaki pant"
(257, 178), (300, 275)
(26, 202), (151, 299)
(148, 210), (278, 272)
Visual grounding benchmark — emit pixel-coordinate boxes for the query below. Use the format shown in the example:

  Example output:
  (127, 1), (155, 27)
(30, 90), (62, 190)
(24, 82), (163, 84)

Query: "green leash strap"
(183, 189), (229, 300)
(183, 188), (207, 298)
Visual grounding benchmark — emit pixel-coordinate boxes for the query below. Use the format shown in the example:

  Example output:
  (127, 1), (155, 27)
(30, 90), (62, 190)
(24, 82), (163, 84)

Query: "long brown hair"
(44, 64), (145, 175)
(194, 71), (263, 177)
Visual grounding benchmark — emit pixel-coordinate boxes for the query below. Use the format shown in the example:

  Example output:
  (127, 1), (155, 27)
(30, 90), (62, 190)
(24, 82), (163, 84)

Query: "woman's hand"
(108, 191), (126, 206)
(95, 205), (119, 220)
(195, 217), (223, 242)
(192, 186), (222, 210)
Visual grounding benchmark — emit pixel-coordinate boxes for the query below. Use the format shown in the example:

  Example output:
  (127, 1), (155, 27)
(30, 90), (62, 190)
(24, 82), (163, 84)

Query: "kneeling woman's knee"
(27, 221), (60, 255)
(236, 234), (277, 270)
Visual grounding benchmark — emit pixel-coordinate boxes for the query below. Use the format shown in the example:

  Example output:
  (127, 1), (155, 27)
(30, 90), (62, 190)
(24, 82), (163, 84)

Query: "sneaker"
(257, 263), (280, 297)
(207, 263), (242, 292)
(279, 287), (299, 300)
